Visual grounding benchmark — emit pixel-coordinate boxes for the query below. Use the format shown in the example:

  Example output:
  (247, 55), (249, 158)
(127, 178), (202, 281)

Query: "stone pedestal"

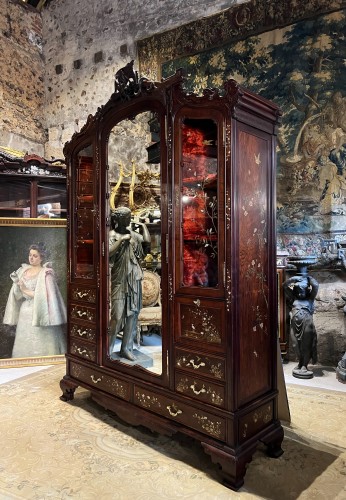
(292, 366), (314, 379)
(110, 349), (153, 368)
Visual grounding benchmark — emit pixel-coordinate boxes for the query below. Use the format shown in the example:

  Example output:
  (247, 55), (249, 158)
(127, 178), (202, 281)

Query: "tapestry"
(138, 2), (346, 244)
(160, 11), (346, 235)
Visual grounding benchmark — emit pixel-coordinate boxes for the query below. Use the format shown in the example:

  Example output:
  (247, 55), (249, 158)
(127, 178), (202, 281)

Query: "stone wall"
(316, 271), (346, 366)
(2, 0), (344, 366)
(0, 0), (45, 155)
(42, 0), (243, 158)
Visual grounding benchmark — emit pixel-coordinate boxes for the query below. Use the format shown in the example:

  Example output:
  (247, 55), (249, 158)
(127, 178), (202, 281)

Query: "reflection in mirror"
(107, 111), (162, 375)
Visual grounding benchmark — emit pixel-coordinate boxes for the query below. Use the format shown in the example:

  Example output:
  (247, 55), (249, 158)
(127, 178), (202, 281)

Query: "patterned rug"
(0, 365), (345, 499)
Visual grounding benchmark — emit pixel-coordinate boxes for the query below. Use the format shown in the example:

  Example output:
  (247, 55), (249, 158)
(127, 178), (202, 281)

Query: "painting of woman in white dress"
(0, 221), (67, 366)
(2, 241), (67, 359)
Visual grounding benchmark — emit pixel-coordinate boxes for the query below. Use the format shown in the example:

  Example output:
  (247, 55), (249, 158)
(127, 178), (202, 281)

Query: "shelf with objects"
(60, 63), (284, 491)
(0, 148), (67, 367)
(0, 147), (67, 219)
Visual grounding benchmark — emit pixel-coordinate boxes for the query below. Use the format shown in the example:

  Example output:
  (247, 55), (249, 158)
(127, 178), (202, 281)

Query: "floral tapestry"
(138, 2), (346, 240)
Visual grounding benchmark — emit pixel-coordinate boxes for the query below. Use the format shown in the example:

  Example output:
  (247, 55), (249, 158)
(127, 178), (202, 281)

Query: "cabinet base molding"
(60, 366), (284, 491)
(202, 423), (283, 491)
(59, 374), (78, 402)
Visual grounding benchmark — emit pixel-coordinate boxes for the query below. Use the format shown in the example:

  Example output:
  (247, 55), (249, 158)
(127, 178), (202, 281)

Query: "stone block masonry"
(0, 0), (46, 154)
(41, 0), (240, 159)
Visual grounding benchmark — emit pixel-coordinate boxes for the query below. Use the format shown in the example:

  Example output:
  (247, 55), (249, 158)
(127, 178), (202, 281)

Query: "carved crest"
(114, 60), (153, 100)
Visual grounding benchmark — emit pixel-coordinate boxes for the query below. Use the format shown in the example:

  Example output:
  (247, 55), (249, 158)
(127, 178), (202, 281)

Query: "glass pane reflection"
(181, 118), (218, 287)
(75, 145), (94, 279)
(107, 111), (162, 375)
(37, 182), (67, 219)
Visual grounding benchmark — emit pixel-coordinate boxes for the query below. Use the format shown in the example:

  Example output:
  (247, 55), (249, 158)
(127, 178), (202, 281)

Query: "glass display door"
(105, 109), (165, 376)
(180, 118), (219, 288)
(73, 145), (95, 279)
(174, 111), (225, 297)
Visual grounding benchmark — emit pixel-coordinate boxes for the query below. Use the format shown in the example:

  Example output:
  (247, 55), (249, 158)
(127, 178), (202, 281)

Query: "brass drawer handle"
(190, 383), (206, 395)
(189, 359), (206, 370)
(77, 348), (87, 355)
(91, 375), (101, 384)
(167, 405), (182, 417)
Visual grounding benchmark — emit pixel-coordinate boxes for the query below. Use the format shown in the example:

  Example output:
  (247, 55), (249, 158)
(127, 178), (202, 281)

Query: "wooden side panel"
(236, 125), (275, 406)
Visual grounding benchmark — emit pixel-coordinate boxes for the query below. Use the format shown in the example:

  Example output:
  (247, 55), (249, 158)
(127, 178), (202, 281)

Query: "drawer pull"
(76, 310), (87, 317)
(91, 375), (101, 384)
(77, 348), (87, 355)
(190, 383), (206, 395)
(167, 404), (182, 417)
(77, 328), (87, 337)
(189, 359), (206, 370)
(77, 291), (88, 298)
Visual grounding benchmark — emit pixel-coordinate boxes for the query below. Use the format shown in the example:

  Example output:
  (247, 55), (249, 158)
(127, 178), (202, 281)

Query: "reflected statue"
(283, 273), (319, 379)
(336, 351), (346, 383)
(109, 206), (150, 361)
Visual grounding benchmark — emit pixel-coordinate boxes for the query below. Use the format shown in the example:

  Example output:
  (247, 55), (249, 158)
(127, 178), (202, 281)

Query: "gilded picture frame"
(0, 218), (67, 367)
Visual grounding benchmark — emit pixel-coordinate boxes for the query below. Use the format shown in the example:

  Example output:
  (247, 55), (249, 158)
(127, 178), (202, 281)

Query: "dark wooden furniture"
(60, 67), (284, 490)
(277, 266), (289, 359)
(0, 151), (66, 219)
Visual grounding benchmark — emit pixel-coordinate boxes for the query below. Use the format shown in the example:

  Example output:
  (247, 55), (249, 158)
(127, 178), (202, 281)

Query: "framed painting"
(0, 218), (67, 367)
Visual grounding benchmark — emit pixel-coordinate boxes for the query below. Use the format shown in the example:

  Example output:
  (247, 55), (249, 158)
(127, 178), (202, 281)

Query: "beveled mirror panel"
(107, 110), (162, 375)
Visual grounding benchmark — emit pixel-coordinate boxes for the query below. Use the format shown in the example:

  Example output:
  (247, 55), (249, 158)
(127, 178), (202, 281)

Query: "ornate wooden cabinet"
(60, 67), (284, 490)
(0, 149), (66, 218)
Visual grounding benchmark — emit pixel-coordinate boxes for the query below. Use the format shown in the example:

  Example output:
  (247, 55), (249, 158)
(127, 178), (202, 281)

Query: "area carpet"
(0, 365), (345, 499)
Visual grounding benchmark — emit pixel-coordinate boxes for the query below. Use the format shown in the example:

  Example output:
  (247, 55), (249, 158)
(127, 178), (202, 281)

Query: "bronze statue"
(283, 273), (319, 378)
(109, 207), (150, 361)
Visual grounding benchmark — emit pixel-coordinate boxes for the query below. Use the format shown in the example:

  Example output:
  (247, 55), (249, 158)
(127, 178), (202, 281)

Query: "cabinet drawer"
(134, 385), (226, 440)
(70, 323), (96, 342)
(70, 362), (130, 401)
(175, 348), (225, 381)
(238, 401), (274, 444)
(175, 297), (225, 350)
(70, 339), (96, 362)
(70, 303), (96, 324)
(175, 372), (225, 408)
(70, 286), (97, 303)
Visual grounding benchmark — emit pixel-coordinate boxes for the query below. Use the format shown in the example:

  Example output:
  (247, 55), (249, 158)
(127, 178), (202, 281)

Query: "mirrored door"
(106, 110), (163, 375)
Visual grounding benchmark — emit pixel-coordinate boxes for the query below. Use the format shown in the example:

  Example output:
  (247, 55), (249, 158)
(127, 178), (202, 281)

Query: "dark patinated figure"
(283, 274), (319, 378)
